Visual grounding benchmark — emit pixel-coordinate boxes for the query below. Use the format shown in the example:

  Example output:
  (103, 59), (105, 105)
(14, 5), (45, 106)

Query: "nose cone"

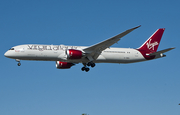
(4, 51), (11, 58)
(4, 51), (9, 57)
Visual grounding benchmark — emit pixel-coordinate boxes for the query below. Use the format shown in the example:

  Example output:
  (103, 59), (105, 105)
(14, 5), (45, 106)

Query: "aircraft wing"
(83, 25), (141, 61)
(147, 47), (175, 56)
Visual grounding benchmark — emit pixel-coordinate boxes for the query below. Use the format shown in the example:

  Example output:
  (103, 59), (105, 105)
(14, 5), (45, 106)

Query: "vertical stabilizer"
(138, 28), (165, 53)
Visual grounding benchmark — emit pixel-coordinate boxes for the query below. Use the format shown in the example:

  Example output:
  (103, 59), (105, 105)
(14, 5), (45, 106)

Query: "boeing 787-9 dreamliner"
(4, 26), (175, 72)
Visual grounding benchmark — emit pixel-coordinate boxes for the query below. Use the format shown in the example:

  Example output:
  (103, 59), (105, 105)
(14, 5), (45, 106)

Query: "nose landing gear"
(16, 59), (21, 66)
(17, 62), (21, 66)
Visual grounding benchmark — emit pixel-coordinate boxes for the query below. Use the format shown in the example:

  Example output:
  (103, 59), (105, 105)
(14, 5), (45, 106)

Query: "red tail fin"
(138, 28), (165, 53)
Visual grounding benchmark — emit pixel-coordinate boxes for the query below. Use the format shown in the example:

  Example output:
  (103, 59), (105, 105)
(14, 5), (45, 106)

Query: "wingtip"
(134, 25), (141, 29)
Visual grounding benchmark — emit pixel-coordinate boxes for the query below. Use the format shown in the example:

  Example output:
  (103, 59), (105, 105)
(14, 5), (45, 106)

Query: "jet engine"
(66, 49), (83, 59)
(56, 61), (74, 69)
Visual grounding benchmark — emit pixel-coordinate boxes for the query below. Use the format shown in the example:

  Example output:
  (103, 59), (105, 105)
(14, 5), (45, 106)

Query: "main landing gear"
(81, 62), (96, 72)
(81, 66), (90, 72)
(16, 59), (21, 66)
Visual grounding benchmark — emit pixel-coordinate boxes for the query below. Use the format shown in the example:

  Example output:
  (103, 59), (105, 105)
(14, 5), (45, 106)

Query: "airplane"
(4, 25), (175, 72)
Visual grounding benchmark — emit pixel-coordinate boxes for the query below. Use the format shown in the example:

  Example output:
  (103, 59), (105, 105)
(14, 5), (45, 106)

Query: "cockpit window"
(9, 48), (14, 50)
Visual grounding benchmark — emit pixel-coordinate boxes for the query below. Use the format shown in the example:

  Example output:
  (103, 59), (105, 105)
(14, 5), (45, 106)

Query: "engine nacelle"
(56, 61), (74, 69)
(66, 49), (83, 59)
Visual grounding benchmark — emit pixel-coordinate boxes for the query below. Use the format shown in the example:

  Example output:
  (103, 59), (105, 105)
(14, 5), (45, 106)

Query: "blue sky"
(0, 0), (180, 115)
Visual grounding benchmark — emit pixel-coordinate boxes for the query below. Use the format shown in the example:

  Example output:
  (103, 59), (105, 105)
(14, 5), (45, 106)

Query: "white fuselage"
(4, 44), (151, 64)
(4, 27), (174, 72)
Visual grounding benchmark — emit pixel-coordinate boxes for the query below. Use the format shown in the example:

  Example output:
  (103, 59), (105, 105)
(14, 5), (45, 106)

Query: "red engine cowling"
(66, 49), (82, 59)
(56, 61), (74, 69)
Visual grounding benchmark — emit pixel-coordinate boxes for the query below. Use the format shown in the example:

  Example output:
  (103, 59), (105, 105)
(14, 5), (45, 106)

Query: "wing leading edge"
(83, 25), (141, 61)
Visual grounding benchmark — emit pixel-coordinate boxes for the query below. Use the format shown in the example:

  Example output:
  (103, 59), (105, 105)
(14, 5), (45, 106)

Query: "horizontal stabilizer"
(147, 47), (175, 56)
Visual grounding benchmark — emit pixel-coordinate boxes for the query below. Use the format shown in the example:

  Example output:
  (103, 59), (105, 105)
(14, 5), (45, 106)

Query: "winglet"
(109, 25), (141, 42)
(135, 25), (141, 29)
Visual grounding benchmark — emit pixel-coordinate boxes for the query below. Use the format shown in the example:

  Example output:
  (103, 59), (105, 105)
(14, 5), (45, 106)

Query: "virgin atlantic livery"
(4, 26), (175, 72)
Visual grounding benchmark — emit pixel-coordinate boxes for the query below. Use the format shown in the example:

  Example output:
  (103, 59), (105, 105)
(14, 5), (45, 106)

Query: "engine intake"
(56, 61), (74, 69)
(66, 49), (83, 59)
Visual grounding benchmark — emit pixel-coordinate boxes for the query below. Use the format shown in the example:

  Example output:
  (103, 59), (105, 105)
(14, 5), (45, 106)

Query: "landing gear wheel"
(81, 67), (90, 72)
(15, 59), (21, 66)
(87, 62), (91, 66)
(91, 63), (95, 68)
(81, 67), (86, 71)
(87, 62), (96, 68)
(17, 62), (21, 66)
(85, 68), (90, 72)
